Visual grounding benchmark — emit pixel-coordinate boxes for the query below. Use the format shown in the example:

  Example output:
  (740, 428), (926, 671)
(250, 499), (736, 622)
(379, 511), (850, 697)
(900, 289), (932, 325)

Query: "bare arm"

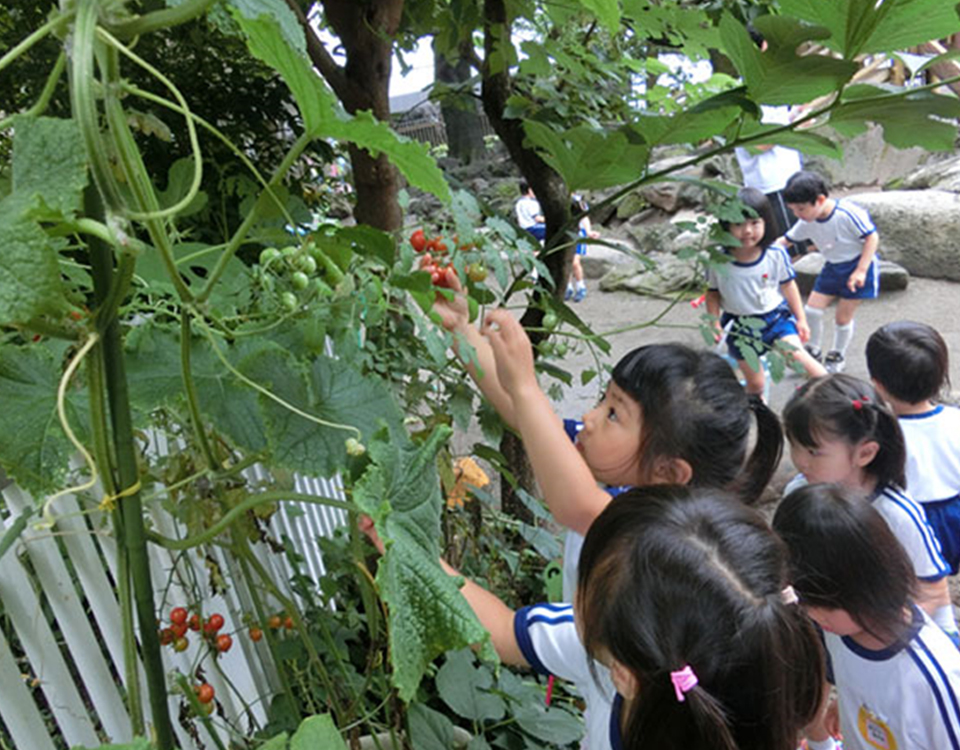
(705, 290), (723, 340)
(780, 279), (810, 342)
(846, 231), (879, 292)
(917, 577), (951, 617)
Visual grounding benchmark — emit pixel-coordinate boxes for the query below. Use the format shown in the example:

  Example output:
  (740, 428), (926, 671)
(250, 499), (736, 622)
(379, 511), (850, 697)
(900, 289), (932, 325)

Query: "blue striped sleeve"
(882, 488), (949, 578)
(908, 635), (960, 749)
(513, 604), (575, 676)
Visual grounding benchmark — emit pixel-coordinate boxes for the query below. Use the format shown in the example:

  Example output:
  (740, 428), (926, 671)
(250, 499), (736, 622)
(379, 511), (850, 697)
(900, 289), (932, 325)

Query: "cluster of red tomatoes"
(158, 607), (233, 655)
(409, 229), (488, 286)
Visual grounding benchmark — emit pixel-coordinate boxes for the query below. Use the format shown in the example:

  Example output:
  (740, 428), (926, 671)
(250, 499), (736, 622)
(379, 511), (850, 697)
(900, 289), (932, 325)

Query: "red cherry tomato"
(188, 613), (201, 632)
(170, 607), (188, 626)
(204, 613), (225, 634)
(283, 616), (295, 630)
(434, 241), (448, 255)
(170, 622), (188, 638)
(409, 229), (427, 253)
(267, 615), (282, 630)
(249, 627), (263, 642)
(195, 683), (215, 704)
(216, 634), (233, 653)
(159, 628), (174, 646)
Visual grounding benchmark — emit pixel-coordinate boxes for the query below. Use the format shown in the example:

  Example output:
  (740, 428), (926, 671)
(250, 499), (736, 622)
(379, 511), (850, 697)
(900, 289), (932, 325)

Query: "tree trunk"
(435, 42), (486, 164)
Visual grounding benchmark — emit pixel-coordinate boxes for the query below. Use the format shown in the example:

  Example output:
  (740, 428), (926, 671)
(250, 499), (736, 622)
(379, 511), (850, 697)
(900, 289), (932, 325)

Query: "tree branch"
(284, 0), (351, 101)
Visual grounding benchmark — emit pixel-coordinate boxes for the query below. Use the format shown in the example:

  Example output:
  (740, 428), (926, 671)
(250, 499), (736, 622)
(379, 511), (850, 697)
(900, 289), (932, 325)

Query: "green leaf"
(156, 157), (208, 218)
(407, 704), (456, 750)
(72, 738), (156, 750)
(436, 649), (506, 722)
(0, 343), (88, 496)
(290, 714), (345, 750)
(229, 8), (450, 203)
(579, 0), (620, 33)
(0, 196), (68, 326)
(829, 85), (960, 151)
(353, 426), (490, 700)
(226, 0), (306, 55)
(12, 116), (88, 217)
(498, 670), (584, 744)
(737, 121), (842, 160)
(256, 733), (288, 750)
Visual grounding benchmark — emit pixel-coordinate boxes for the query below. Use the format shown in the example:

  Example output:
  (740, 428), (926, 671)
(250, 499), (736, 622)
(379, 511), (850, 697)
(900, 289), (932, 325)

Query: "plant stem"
(147, 490), (354, 550)
(0, 51), (66, 130)
(180, 308), (220, 470)
(0, 11), (71, 73)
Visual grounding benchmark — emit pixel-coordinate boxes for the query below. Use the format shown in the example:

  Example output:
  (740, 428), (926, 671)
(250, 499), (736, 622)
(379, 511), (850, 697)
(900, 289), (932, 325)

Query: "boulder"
(599, 253), (698, 297)
(792, 253), (909, 296)
(803, 124), (927, 187)
(851, 191), (960, 281)
(580, 240), (637, 279)
(622, 221), (682, 254)
(898, 154), (960, 193)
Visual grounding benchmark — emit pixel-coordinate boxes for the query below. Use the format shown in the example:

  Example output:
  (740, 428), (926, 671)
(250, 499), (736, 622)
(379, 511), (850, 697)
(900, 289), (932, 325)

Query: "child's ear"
(854, 440), (880, 468)
(609, 659), (641, 700)
(652, 457), (694, 486)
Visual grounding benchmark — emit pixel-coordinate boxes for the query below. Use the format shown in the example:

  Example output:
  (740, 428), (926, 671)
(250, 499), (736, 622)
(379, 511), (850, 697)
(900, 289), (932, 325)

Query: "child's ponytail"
(738, 395), (785, 504)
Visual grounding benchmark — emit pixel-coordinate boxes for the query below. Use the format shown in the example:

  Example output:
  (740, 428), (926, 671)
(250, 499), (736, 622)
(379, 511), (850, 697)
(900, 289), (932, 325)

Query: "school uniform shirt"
(705, 244), (796, 316)
(514, 603), (624, 750)
(515, 195), (543, 229)
(734, 105), (803, 194)
(873, 484), (949, 581)
(899, 405), (960, 504)
(785, 199), (876, 264)
(823, 605), (960, 750)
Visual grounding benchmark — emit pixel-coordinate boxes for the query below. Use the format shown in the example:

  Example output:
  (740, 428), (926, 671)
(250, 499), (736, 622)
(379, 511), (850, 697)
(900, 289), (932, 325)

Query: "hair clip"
(781, 586), (799, 605)
(670, 664), (699, 702)
(852, 399), (864, 411)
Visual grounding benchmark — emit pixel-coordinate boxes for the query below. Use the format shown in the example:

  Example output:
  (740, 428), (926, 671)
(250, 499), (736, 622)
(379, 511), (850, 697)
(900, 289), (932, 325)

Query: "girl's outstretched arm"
(481, 309), (616, 535)
(781, 279), (811, 342)
(430, 264), (518, 428)
(358, 516), (528, 665)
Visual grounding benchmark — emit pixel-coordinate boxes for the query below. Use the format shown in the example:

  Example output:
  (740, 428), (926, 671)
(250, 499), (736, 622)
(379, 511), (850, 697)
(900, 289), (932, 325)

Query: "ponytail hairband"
(781, 585), (799, 605)
(852, 394), (870, 411)
(670, 664), (698, 702)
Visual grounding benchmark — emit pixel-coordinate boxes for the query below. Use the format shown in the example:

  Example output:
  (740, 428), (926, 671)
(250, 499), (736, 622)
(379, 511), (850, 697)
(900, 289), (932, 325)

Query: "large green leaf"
(578, 0), (620, 33)
(290, 714), (346, 750)
(737, 121), (843, 160)
(227, 3), (450, 203)
(256, 353), (404, 477)
(0, 195), (67, 326)
(829, 85), (960, 151)
(0, 342), (88, 496)
(436, 649), (506, 722)
(407, 704), (457, 750)
(353, 426), (490, 701)
(12, 116), (88, 217)
(779, 0), (960, 57)
(719, 15), (857, 106)
(522, 124), (649, 190)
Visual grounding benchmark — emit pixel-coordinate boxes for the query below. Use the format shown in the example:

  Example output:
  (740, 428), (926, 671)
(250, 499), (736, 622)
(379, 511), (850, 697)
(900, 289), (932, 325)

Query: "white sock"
(805, 306), (824, 349)
(932, 603), (959, 640)
(833, 321), (854, 356)
(576, 280), (586, 291)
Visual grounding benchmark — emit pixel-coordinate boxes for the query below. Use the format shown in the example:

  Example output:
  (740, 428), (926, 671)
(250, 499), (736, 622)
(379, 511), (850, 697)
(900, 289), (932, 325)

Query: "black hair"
(782, 374), (906, 489)
(519, 180), (531, 195)
(782, 171), (830, 205)
(578, 487), (825, 750)
(773, 483), (917, 644)
(720, 187), (778, 249)
(866, 321), (950, 404)
(612, 343), (783, 504)
(746, 23), (765, 49)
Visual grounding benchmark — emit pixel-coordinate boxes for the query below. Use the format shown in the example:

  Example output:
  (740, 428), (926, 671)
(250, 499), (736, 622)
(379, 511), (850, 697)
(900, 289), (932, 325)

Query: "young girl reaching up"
(774, 483), (960, 750)
(430, 273), (783, 597)
(705, 187), (827, 396)
(782, 374), (958, 643)
(362, 486), (825, 750)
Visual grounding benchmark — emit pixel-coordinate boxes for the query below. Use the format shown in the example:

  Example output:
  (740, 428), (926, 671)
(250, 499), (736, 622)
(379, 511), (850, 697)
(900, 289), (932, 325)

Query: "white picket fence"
(0, 451), (348, 750)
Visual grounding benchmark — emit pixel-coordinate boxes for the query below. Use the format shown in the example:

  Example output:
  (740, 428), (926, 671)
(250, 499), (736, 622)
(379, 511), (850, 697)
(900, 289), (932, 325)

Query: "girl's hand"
(847, 268), (866, 292)
(712, 320), (724, 343)
(358, 514), (385, 555)
(481, 309), (539, 397)
(797, 320), (811, 343)
(424, 255), (469, 332)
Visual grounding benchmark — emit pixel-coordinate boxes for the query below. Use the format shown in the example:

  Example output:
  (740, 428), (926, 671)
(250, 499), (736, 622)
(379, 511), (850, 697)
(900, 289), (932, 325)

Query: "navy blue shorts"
(575, 228), (587, 256)
(525, 224), (546, 241)
(813, 256), (879, 300)
(722, 305), (799, 363)
(922, 495), (960, 575)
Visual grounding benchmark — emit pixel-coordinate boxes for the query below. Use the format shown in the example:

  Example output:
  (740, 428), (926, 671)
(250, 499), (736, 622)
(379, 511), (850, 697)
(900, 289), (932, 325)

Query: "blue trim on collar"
(900, 405), (945, 421)
(730, 247), (768, 267)
(839, 605), (923, 661)
(610, 693), (624, 750)
(816, 201), (837, 223)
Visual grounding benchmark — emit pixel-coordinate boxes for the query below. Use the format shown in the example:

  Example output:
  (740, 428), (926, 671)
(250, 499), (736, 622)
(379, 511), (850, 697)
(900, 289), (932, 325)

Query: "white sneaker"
(824, 351), (845, 373)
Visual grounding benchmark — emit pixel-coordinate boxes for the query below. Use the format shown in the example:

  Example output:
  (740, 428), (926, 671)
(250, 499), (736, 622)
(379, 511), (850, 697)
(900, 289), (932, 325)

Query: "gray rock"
(852, 191), (960, 281)
(580, 241), (637, 279)
(803, 124), (927, 187)
(623, 221), (682, 254)
(898, 155), (960, 193)
(599, 253), (698, 297)
(792, 253), (909, 296)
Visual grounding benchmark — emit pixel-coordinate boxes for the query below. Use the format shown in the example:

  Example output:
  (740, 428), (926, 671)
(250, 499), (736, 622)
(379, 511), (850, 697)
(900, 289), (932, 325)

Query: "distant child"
(565, 193), (599, 303)
(778, 170), (880, 373)
(516, 180), (546, 241)
(429, 271), (784, 597)
(774, 483), (960, 750)
(782, 374), (957, 643)
(705, 187), (826, 396)
(364, 487), (825, 750)
(867, 321), (960, 574)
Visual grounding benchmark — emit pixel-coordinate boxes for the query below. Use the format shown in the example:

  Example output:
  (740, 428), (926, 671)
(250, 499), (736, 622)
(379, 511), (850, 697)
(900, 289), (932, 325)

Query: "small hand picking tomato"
(216, 634), (233, 653)
(170, 607), (188, 626)
(410, 229), (427, 253)
(249, 626), (263, 642)
(195, 683), (215, 704)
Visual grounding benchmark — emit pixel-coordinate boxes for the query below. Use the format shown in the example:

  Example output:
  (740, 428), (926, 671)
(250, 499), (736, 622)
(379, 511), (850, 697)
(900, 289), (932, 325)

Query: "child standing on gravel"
(867, 321), (960, 576)
(705, 187), (826, 396)
(778, 170), (879, 374)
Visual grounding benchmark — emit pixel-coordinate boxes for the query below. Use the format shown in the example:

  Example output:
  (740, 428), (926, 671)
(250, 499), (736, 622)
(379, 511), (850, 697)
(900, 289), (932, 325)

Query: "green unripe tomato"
(555, 341), (569, 357)
(280, 292), (299, 311)
(259, 247), (280, 266)
(542, 312), (559, 330)
(281, 245), (299, 258)
(291, 271), (310, 290)
(296, 255), (317, 275)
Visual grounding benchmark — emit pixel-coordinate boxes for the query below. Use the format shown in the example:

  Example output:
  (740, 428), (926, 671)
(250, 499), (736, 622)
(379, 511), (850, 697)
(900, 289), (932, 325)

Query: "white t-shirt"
(514, 603), (622, 750)
(515, 195), (543, 229)
(899, 405), (960, 503)
(785, 199), (876, 264)
(705, 245), (796, 316)
(734, 105), (803, 194)
(873, 485), (949, 581)
(824, 606), (960, 750)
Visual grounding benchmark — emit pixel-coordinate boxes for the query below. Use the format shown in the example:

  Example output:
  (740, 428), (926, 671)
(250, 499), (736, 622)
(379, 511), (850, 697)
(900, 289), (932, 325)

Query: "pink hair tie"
(670, 664), (698, 702)
(781, 586), (799, 605)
